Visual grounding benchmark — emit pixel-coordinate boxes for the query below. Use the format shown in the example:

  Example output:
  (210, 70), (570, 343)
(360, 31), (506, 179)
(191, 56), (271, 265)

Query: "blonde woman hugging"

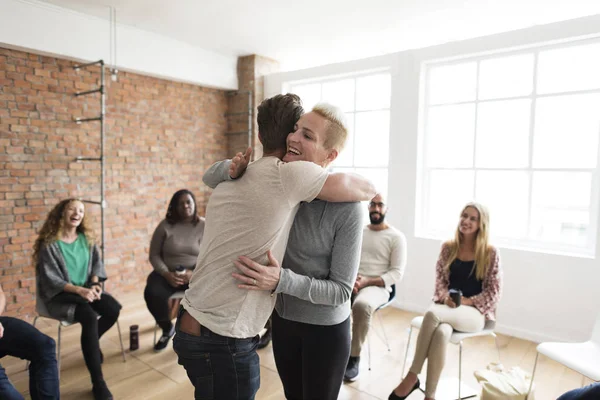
(389, 202), (503, 400)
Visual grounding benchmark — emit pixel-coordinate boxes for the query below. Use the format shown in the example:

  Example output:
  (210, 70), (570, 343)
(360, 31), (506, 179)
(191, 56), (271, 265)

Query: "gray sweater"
(274, 199), (363, 326)
(37, 242), (107, 322)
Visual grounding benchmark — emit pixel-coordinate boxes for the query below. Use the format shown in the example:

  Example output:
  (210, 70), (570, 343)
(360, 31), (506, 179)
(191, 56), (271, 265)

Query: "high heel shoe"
(388, 379), (420, 400)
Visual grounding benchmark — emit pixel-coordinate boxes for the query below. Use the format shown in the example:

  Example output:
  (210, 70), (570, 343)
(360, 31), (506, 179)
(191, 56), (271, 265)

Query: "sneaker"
(344, 356), (360, 382)
(154, 325), (175, 352)
(92, 380), (113, 400)
(257, 328), (272, 349)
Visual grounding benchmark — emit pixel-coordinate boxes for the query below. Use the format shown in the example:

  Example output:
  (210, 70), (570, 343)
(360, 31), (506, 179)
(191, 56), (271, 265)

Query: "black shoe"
(388, 379), (420, 400)
(257, 328), (272, 349)
(344, 356), (360, 382)
(92, 381), (113, 400)
(154, 325), (175, 352)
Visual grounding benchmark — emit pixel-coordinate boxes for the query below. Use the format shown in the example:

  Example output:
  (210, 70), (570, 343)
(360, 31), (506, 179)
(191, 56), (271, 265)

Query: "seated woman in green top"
(33, 199), (121, 400)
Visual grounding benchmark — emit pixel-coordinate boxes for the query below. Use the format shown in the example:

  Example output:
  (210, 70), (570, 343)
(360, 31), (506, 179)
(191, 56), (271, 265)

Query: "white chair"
(402, 315), (500, 400)
(366, 284), (396, 371)
(526, 312), (600, 398)
(31, 292), (126, 376)
(153, 290), (185, 346)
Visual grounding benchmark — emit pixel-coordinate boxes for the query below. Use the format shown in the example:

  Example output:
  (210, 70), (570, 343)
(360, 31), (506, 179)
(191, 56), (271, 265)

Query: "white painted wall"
(0, 0), (238, 90)
(265, 14), (600, 344)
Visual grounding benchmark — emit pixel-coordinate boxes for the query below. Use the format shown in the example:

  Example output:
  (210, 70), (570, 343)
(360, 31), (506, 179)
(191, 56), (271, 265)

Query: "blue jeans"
(557, 382), (600, 400)
(173, 309), (260, 400)
(0, 317), (60, 400)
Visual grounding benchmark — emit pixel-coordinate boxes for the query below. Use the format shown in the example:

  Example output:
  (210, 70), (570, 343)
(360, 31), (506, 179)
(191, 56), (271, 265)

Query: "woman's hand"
(183, 269), (193, 285)
(229, 147), (252, 179)
(232, 250), (280, 291)
(444, 296), (457, 308)
(461, 296), (474, 306)
(163, 271), (185, 288)
(91, 284), (103, 299)
(77, 287), (97, 302)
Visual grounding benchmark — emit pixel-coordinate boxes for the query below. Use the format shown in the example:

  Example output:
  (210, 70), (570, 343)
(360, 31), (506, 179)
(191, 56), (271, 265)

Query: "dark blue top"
(448, 259), (483, 298)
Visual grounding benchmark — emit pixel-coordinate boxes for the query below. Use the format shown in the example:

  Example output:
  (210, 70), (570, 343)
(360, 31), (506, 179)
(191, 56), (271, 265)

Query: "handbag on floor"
(474, 362), (535, 400)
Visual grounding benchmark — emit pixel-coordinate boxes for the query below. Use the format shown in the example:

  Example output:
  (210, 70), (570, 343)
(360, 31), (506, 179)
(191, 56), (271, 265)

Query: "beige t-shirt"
(182, 157), (329, 338)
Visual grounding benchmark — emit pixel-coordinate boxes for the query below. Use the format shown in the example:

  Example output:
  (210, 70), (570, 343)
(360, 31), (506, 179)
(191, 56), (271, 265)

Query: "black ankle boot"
(92, 380), (113, 400)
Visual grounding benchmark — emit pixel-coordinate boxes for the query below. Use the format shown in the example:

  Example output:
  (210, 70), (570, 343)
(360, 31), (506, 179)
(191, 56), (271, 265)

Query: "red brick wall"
(0, 47), (228, 319)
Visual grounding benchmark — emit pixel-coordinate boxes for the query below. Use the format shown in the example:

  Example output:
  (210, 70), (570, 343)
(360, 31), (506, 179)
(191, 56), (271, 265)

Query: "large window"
(418, 39), (600, 256)
(289, 72), (391, 222)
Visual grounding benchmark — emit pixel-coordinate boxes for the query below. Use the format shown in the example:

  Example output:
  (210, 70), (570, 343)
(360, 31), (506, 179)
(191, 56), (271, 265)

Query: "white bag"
(474, 363), (535, 400)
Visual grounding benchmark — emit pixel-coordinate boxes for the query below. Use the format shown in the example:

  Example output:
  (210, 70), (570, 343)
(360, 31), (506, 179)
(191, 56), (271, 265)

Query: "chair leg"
(116, 319), (126, 362)
(493, 332), (501, 364)
(458, 340), (463, 400)
(367, 329), (372, 371)
(57, 324), (62, 379)
(401, 326), (413, 378)
(377, 312), (391, 351)
(526, 352), (538, 400)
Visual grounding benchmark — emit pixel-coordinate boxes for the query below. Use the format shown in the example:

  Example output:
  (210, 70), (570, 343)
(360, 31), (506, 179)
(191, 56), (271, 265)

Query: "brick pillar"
(226, 55), (280, 160)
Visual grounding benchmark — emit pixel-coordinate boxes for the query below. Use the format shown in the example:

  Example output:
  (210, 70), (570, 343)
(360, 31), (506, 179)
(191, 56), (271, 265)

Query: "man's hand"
(229, 147), (252, 179)
(461, 296), (474, 306)
(353, 274), (374, 294)
(232, 250), (280, 291)
(0, 322), (4, 339)
(77, 287), (97, 302)
(163, 271), (185, 288)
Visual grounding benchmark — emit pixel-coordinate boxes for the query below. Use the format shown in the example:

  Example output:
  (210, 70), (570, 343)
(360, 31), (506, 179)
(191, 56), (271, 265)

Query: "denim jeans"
(557, 382), (600, 400)
(0, 316), (60, 400)
(173, 308), (260, 400)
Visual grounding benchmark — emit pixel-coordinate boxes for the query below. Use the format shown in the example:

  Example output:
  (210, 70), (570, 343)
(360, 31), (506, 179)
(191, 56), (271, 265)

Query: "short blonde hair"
(312, 103), (348, 152)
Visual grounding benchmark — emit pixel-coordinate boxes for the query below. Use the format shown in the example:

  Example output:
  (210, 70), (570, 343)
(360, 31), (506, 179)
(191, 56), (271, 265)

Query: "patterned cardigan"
(37, 242), (108, 322)
(432, 242), (502, 321)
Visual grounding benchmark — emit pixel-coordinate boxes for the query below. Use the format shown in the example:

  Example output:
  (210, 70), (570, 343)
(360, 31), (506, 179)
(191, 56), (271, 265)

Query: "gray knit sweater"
(274, 199), (363, 326)
(37, 242), (107, 322)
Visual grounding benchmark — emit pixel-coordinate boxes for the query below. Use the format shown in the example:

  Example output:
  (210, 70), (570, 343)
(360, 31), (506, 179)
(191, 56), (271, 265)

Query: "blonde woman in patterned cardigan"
(389, 202), (502, 400)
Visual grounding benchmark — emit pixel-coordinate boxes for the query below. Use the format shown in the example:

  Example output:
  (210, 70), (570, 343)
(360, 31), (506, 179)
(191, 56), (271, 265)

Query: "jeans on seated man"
(0, 283), (60, 400)
(344, 193), (407, 382)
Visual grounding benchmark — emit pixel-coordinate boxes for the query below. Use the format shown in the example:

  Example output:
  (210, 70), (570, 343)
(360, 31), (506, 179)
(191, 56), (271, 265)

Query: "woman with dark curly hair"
(144, 189), (205, 351)
(33, 198), (121, 400)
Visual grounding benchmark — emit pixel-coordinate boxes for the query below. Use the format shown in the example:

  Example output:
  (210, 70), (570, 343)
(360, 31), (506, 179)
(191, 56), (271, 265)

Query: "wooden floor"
(2, 288), (590, 399)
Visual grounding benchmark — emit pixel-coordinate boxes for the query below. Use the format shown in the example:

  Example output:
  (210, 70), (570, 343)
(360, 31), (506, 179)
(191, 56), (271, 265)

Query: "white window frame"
(285, 69), (392, 194)
(416, 37), (600, 258)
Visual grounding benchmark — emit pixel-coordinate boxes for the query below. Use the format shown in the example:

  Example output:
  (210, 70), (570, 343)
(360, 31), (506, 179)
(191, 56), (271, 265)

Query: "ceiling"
(40, 0), (600, 71)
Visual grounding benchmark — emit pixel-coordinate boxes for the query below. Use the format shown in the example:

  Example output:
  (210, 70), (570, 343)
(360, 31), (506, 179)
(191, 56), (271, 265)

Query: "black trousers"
(271, 311), (351, 400)
(144, 271), (188, 333)
(52, 292), (121, 385)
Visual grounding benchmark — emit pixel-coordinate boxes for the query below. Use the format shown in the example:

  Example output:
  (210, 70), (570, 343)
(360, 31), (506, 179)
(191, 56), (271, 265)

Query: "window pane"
(426, 170), (475, 233)
(354, 111), (390, 167)
(426, 104), (476, 168)
(290, 83), (321, 111)
(333, 113), (355, 168)
(475, 171), (529, 238)
(530, 172), (592, 246)
(537, 42), (600, 94)
(533, 93), (600, 169)
(356, 74), (391, 111)
(322, 79), (355, 112)
(475, 99), (531, 168)
(478, 54), (534, 100)
(428, 62), (477, 105)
